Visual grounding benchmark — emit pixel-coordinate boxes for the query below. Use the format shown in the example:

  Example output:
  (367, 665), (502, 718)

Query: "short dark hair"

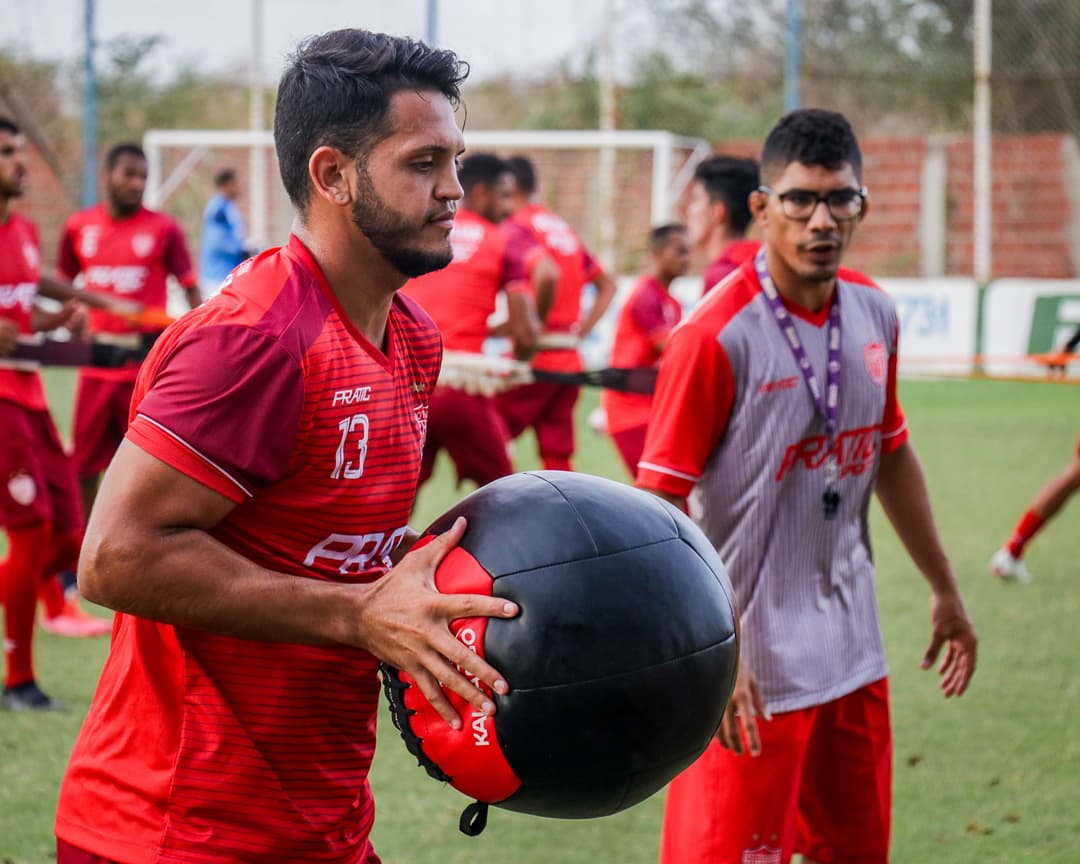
(505, 155), (536, 195)
(650, 222), (687, 252)
(104, 142), (146, 171)
(0, 116), (19, 136)
(761, 108), (862, 182)
(214, 168), (237, 187)
(274, 28), (468, 212)
(692, 155), (758, 236)
(458, 152), (508, 196)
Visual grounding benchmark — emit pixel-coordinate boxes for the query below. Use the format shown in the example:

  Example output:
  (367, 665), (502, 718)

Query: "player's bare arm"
(576, 270), (617, 339)
(875, 440), (977, 696)
(29, 299), (83, 334)
(505, 289), (541, 360)
(532, 254), (559, 322)
(0, 316), (16, 354)
(79, 439), (518, 727)
(718, 656), (768, 757)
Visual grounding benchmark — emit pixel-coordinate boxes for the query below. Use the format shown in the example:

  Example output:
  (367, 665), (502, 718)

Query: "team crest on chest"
(131, 232), (155, 258)
(863, 340), (887, 386)
(413, 402), (429, 439)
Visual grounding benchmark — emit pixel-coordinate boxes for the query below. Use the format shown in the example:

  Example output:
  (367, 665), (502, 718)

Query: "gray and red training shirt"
(637, 258), (908, 714)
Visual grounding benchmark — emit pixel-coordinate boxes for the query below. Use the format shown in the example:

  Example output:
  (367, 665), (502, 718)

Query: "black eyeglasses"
(758, 185), (867, 222)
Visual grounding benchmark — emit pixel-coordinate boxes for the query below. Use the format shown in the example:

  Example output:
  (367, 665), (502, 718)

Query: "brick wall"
(13, 132), (1080, 280)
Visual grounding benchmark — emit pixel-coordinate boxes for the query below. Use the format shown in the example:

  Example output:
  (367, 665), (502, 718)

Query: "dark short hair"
(274, 28), (468, 212)
(505, 155), (537, 195)
(650, 222), (687, 252)
(692, 155), (758, 236)
(761, 108), (862, 182)
(104, 142), (146, 172)
(214, 168), (237, 187)
(458, 152), (508, 196)
(0, 116), (19, 137)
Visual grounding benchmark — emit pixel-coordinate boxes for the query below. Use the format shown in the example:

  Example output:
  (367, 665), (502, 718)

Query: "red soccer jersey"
(401, 207), (535, 353)
(58, 203), (197, 337)
(511, 203), (602, 373)
(0, 212), (46, 409)
(55, 235), (441, 864)
(702, 238), (760, 297)
(602, 274), (682, 434)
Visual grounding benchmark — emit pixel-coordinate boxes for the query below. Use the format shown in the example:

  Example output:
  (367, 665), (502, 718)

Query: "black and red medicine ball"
(381, 470), (737, 833)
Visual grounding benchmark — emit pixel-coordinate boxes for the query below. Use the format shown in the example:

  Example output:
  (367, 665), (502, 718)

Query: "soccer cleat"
(989, 548), (1032, 584)
(40, 599), (113, 638)
(1, 680), (65, 712)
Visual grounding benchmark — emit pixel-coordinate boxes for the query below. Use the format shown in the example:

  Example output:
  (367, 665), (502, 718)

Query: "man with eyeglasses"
(637, 108), (977, 864)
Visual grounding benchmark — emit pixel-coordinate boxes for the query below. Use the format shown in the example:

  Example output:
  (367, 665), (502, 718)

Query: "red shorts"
(610, 425), (647, 479)
(660, 679), (892, 864)
(420, 387), (512, 488)
(56, 837), (381, 864)
(72, 374), (137, 477)
(495, 380), (579, 460)
(0, 400), (83, 535)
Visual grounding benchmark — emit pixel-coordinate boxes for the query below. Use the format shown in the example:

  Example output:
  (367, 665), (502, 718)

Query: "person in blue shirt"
(199, 168), (250, 298)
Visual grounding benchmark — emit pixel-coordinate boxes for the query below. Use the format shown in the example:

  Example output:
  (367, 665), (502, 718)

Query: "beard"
(351, 169), (453, 278)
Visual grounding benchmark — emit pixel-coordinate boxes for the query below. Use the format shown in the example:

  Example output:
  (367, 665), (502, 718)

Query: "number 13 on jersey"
(332, 413), (369, 480)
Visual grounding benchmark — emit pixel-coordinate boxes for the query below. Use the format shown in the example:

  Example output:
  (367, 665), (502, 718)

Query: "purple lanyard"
(754, 248), (843, 517)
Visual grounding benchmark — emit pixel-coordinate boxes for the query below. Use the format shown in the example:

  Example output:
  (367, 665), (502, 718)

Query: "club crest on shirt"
(413, 402), (429, 440)
(80, 226), (100, 258)
(741, 846), (781, 864)
(7, 471), (37, 507)
(22, 241), (40, 271)
(131, 232), (155, 258)
(864, 340), (888, 386)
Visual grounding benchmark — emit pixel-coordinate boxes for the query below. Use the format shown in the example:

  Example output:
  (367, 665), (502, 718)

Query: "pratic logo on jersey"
(457, 626), (492, 747)
(758, 375), (799, 394)
(303, 525), (408, 574)
(449, 220), (485, 262)
(775, 424), (881, 482)
(332, 386), (373, 407)
(0, 282), (36, 313)
(84, 265), (149, 295)
(863, 341), (888, 386)
(131, 233), (155, 258)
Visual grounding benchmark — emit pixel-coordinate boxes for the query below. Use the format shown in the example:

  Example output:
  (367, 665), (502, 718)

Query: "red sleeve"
(164, 220), (198, 288)
(629, 288), (671, 339)
(128, 325), (305, 498)
(881, 319), (908, 453)
(57, 221), (80, 280)
(499, 221), (535, 294)
(636, 322), (735, 496)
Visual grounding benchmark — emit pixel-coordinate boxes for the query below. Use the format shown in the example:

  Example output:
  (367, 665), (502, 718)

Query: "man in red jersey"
(640, 110), (977, 864)
(55, 29), (519, 864)
(492, 155), (617, 471)
(0, 116), (90, 710)
(685, 154), (760, 296)
(402, 152), (550, 490)
(602, 223), (689, 477)
(57, 142), (201, 522)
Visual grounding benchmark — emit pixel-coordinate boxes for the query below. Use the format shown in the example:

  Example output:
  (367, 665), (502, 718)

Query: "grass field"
(1, 371), (1078, 863)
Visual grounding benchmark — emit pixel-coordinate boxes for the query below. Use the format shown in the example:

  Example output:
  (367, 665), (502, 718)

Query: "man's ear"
(710, 200), (729, 230)
(307, 146), (352, 207)
(748, 189), (770, 228)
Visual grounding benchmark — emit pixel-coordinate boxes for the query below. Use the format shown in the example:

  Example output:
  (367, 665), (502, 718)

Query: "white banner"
(983, 279), (1080, 377)
(878, 278), (978, 376)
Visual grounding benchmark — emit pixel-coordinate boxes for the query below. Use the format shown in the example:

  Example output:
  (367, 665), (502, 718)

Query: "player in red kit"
(402, 152), (549, 490)
(494, 155), (617, 471)
(641, 110), (976, 864)
(685, 155), (760, 296)
(0, 117), (90, 709)
(55, 30), (518, 863)
(602, 224), (689, 477)
(58, 142), (201, 522)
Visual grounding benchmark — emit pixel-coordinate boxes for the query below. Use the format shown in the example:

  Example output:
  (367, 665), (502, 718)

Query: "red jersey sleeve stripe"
(128, 414), (253, 501)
